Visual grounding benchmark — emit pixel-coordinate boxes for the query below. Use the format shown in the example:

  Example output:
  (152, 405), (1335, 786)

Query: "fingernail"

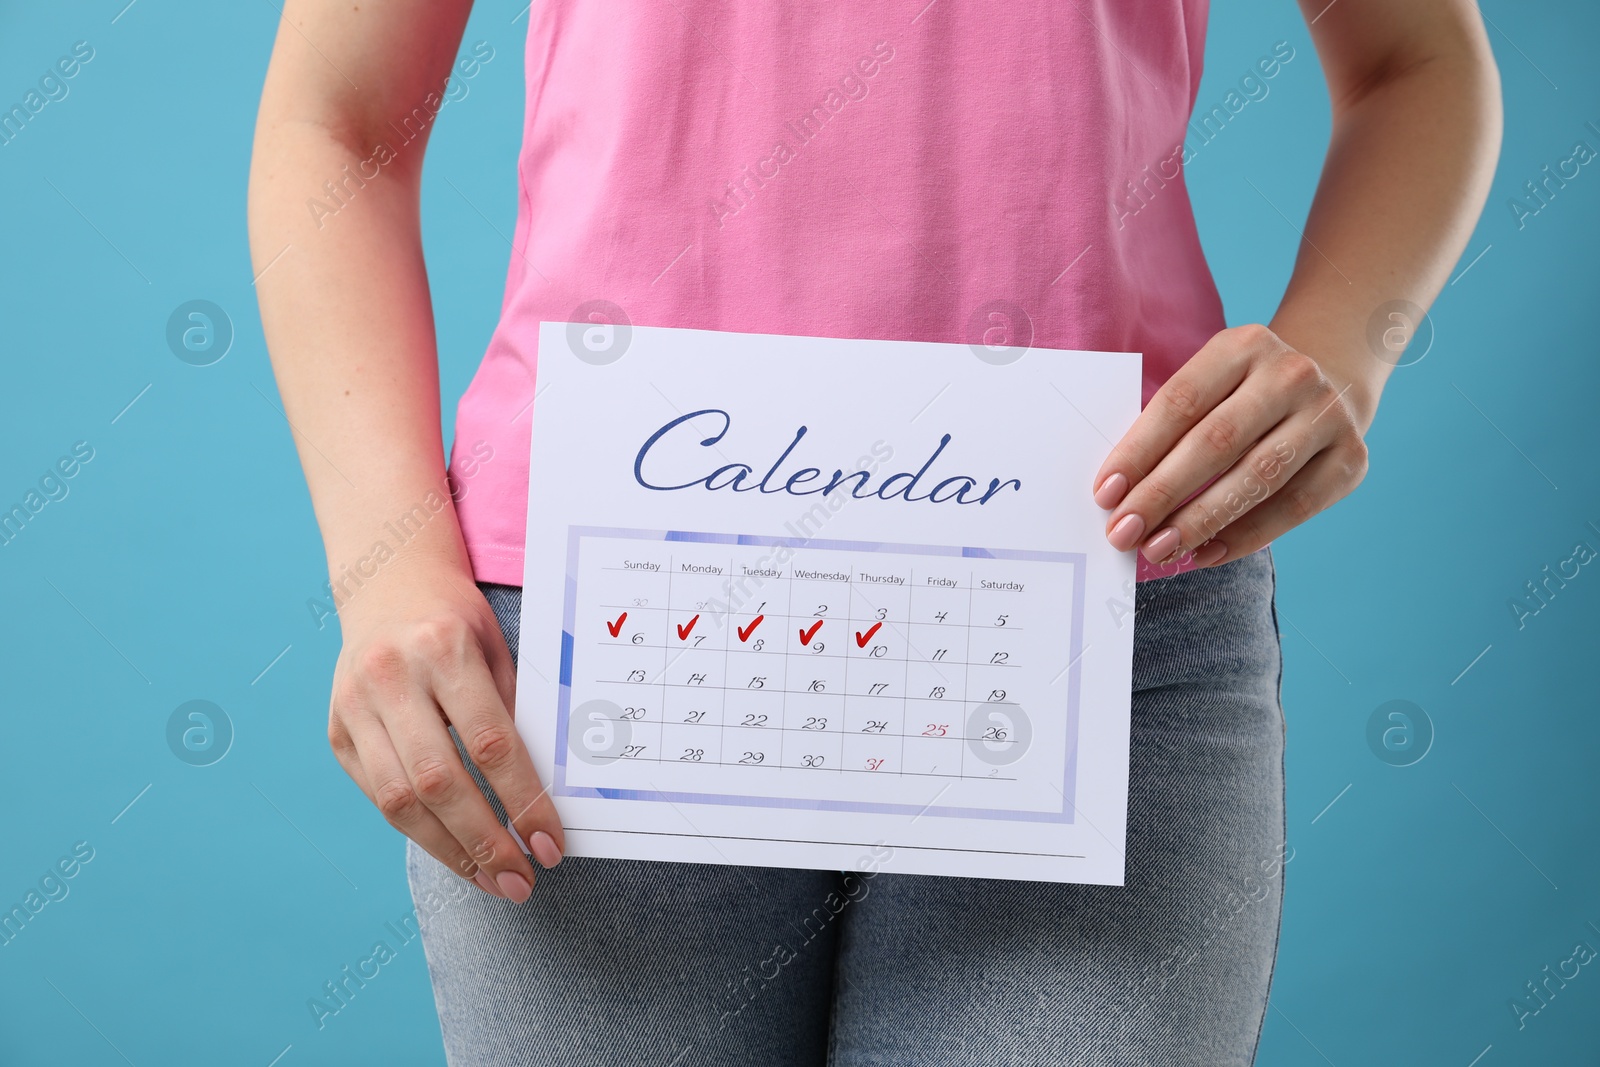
(1108, 513), (1145, 551)
(1194, 540), (1228, 567)
(528, 830), (564, 870)
(1141, 527), (1181, 564)
(1093, 472), (1129, 510)
(472, 869), (504, 898)
(495, 870), (533, 903)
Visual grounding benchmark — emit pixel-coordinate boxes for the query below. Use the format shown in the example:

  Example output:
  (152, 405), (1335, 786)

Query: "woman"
(248, 1), (1499, 1062)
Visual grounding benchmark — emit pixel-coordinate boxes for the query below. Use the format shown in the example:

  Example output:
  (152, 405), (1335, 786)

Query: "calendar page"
(516, 321), (1139, 884)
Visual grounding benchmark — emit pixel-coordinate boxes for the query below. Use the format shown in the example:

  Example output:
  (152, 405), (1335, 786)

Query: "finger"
(390, 713), (542, 901)
(1138, 415), (1319, 564)
(339, 705), (509, 899)
(1106, 371), (1298, 551)
(456, 594), (565, 868)
(1093, 325), (1272, 507)
(328, 709), (368, 794)
(435, 642), (566, 869)
(1190, 443), (1367, 567)
(377, 666), (542, 902)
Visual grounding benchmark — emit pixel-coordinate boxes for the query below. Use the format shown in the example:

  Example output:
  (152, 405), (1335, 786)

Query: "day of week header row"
(610, 557), (1026, 592)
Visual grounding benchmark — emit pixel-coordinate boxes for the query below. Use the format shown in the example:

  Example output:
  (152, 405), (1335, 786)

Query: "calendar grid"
(773, 554), (791, 772)
(834, 571), (857, 778)
(585, 754), (1020, 782)
(961, 570), (976, 780)
(576, 713), (1025, 742)
(553, 526), (1088, 824)
(590, 640), (1022, 671)
(718, 555), (731, 770)
(897, 569), (913, 777)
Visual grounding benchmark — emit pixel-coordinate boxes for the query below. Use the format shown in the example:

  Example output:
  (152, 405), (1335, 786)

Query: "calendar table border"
(552, 525), (1088, 824)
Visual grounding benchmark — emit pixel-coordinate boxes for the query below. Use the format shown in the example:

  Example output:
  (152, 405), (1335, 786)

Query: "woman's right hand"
(326, 561), (564, 903)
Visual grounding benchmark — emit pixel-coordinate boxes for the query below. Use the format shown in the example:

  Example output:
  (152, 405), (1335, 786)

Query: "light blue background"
(1, 1), (1596, 1064)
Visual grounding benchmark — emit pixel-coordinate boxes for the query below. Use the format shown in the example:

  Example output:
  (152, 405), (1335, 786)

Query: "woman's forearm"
(248, 115), (472, 601)
(1268, 25), (1502, 432)
(1093, 1), (1501, 569)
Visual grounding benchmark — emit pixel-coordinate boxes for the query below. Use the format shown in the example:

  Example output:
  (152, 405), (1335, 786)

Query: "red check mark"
(855, 622), (883, 648)
(737, 615), (764, 643)
(676, 614), (700, 641)
(798, 620), (824, 646)
(606, 612), (627, 638)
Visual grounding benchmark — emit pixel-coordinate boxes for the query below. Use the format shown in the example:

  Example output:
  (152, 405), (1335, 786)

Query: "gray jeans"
(408, 548), (1286, 1066)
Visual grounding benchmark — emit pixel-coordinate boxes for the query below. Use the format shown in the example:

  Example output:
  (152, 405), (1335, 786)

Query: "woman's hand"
(327, 562), (564, 903)
(1084, 0), (1504, 569)
(1091, 323), (1371, 569)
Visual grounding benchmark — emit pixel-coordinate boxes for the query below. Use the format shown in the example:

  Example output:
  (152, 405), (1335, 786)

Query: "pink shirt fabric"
(450, 0), (1224, 586)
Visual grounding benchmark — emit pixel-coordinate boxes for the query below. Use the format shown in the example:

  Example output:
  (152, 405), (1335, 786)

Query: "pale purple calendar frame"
(552, 525), (1088, 824)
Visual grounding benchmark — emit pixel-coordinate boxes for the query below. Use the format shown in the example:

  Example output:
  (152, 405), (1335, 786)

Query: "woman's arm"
(1093, 0), (1502, 566)
(249, 0), (562, 902)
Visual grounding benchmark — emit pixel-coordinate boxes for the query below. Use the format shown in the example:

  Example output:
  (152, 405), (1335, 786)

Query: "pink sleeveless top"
(450, 0), (1224, 586)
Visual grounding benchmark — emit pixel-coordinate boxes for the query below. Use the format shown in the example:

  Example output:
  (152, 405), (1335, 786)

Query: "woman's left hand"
(1091, 323), (1372, 569)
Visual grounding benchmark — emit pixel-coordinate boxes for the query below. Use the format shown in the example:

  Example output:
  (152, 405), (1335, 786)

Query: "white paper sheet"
(515, 322), (1139, 884)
